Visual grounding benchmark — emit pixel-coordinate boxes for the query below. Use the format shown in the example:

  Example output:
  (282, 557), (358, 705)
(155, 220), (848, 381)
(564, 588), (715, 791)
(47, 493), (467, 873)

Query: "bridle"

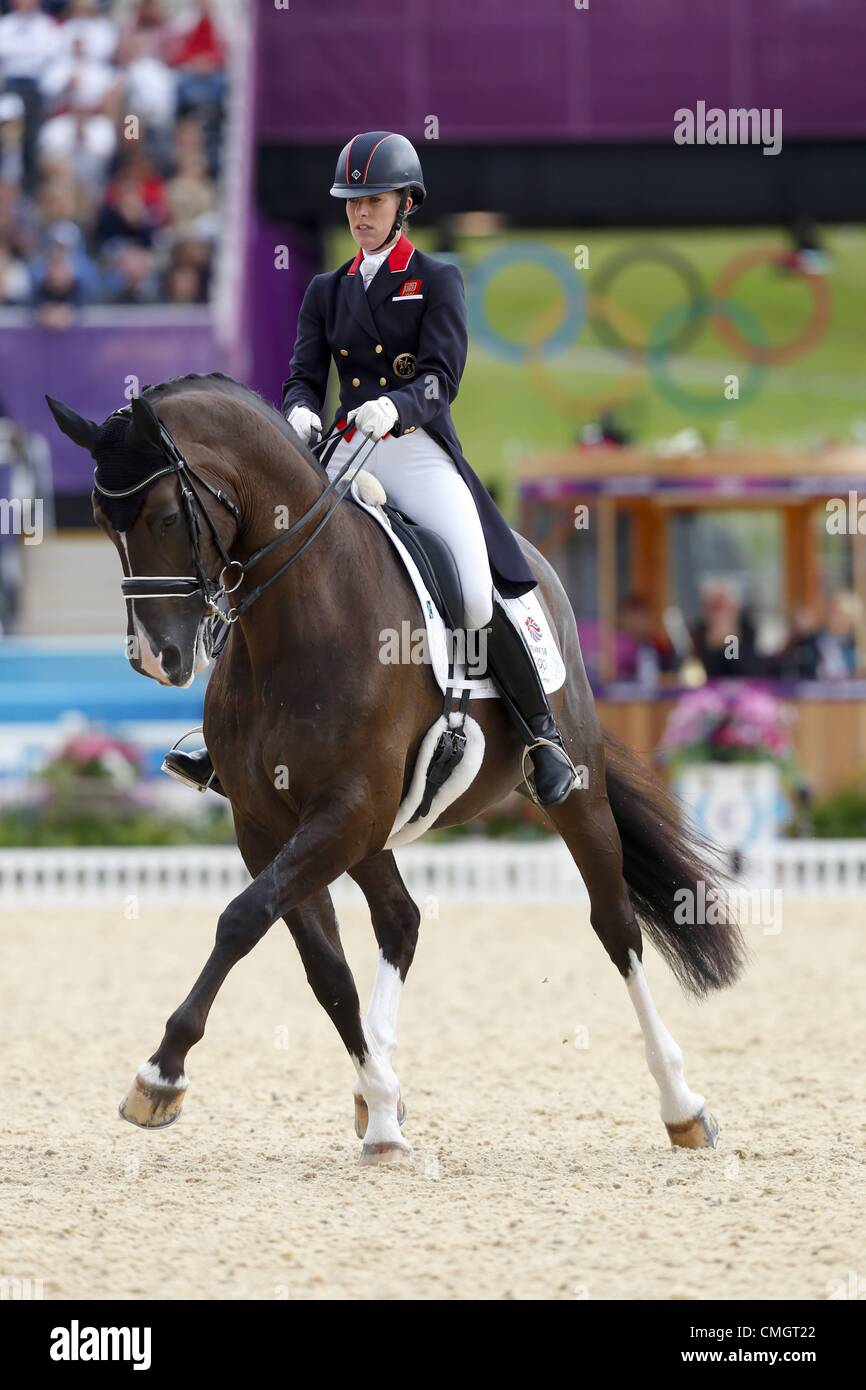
(95, 408), (378, 627)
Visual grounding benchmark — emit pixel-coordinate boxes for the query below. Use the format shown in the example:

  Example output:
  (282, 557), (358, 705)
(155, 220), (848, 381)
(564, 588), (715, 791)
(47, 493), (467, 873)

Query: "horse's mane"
(140, 372), (327, 479)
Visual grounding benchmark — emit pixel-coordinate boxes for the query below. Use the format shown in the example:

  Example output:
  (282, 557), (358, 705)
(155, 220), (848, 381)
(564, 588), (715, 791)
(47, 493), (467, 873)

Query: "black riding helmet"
(331, 131), (426, 248)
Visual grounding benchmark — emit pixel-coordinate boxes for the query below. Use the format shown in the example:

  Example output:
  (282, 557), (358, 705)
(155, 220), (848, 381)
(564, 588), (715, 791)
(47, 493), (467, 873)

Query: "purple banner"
(0, 312), (222, 494)
(256, 0), (866, 142)
(242, 217), (321, 410)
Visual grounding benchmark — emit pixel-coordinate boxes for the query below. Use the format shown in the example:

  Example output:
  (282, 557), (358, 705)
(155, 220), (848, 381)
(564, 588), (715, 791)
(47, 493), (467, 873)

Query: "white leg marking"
(625, 948), (704, 1126)
(365, 953), (403, 1065)
(352, 1041), (405, 1147)
(138, 1059), (188, 1090)
(352, 954), (407, 1148)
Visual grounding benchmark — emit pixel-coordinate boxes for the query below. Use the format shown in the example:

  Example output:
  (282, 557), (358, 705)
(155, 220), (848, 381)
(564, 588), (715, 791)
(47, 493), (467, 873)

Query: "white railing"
(742, 839), (866, 896)
(1, 840), (865, 907)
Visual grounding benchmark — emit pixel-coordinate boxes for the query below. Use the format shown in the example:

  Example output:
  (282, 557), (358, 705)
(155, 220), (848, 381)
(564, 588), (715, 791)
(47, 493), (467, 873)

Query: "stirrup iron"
(161, 726), (217, 793)
(521, 737), (579, 808)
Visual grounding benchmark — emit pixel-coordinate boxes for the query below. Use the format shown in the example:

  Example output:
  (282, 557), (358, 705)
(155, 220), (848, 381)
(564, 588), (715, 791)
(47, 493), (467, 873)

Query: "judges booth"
(517, 446), (866, 796)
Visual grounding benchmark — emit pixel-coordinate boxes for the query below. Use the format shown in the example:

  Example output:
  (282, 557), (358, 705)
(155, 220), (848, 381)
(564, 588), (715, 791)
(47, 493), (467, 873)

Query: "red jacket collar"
(347, 234), (415, 276)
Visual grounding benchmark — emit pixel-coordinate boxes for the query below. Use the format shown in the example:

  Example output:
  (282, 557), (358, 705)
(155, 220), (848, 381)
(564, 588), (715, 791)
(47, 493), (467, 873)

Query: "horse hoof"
(666, 1108), (719, 1150)
(353, 1093), (406, 1140)
(359, 1141), (413, 1169)
(118, 1072), (187, 1129)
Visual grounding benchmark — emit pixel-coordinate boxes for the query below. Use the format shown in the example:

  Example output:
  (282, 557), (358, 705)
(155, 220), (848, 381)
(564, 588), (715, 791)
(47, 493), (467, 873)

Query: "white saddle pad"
(349, 477), (566, 700)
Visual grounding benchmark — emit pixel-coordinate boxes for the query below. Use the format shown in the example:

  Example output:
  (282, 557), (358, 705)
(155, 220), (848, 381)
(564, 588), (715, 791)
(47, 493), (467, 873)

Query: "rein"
(95, 409), (377, 626)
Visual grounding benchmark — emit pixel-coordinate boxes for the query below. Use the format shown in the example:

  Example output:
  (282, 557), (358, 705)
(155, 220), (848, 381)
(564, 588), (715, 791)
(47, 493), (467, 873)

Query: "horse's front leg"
(347, 851), (420, 1143)
(118, 793), (395, 1154)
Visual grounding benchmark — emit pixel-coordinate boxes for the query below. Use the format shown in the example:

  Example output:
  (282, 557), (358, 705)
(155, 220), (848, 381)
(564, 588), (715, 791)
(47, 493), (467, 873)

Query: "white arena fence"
(0, 839), (865, 907)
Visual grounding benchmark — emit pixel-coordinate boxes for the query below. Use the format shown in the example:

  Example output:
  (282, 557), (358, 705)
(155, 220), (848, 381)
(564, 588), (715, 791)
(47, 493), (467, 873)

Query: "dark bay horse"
(47, 375), (744, 1166)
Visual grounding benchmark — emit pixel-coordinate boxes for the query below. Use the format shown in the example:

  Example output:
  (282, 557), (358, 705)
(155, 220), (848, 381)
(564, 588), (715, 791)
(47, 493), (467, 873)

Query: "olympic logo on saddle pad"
(525, 616), (543, 641)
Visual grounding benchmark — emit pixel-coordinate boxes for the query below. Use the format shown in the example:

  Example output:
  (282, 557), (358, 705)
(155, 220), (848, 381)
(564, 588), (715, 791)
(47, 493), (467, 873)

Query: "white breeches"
(326, 427), (494, 629)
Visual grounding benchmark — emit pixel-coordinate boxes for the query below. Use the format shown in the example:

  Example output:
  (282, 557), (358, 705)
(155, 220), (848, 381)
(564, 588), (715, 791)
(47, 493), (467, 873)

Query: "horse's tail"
(603, 729), (747, 998)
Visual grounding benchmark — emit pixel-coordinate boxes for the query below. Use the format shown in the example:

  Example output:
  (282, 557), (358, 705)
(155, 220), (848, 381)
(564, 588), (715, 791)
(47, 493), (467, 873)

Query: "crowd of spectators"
(0, 0), (228, 320)
(606, 579), (865, 687)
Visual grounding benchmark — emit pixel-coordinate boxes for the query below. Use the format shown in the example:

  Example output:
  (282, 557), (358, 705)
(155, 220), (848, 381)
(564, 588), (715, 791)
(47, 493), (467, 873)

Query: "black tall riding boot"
(483, 600), (577, 807)
(162, 745), (225, 798)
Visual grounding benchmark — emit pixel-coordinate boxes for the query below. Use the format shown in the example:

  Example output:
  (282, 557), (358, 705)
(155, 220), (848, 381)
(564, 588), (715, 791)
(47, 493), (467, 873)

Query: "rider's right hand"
(286, 405), (322, 444)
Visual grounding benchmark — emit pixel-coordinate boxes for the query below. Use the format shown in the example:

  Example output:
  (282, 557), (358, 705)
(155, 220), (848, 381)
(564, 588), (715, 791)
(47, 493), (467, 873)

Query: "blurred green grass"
(327, 225), (866, 513)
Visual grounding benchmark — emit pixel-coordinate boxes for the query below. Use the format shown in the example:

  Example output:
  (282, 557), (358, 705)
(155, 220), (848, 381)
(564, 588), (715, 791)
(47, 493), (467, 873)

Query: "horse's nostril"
(161, 644), (182, 680)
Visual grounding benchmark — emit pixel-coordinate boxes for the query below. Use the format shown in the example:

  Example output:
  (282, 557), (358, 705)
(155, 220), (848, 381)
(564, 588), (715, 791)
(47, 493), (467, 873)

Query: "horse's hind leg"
(347, 851), (420, 1140)
(543, 755), (717, 1149)
(280, 885), (412, 1167)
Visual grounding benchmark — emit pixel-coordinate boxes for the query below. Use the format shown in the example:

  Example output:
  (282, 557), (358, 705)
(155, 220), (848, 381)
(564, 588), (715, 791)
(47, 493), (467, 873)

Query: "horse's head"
(47, 393), (235, 688)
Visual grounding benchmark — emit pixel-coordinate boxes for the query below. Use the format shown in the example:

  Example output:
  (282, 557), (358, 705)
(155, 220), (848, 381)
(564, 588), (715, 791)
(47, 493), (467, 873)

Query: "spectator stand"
(0, 0), (235, 314)
(0, 1), (243, 541)
(518, 443), (866, 797)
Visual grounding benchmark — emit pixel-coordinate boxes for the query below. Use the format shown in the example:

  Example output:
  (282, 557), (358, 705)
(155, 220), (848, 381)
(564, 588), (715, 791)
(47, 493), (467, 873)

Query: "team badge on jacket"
(393, 352), (417, 379)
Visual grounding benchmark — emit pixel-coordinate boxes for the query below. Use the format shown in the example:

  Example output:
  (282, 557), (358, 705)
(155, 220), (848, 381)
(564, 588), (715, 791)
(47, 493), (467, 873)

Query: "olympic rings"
(463, 237), (833, 424)
(589, 243), (707, 355)
(711, 246), (832, 365)
(525, 293), (647, 420)
(647, 297), (769, 415)
(468, 241), (586, 362)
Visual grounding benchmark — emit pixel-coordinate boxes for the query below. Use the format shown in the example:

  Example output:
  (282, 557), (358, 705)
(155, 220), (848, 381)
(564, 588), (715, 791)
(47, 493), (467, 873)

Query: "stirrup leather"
(521, 736), (579, 807)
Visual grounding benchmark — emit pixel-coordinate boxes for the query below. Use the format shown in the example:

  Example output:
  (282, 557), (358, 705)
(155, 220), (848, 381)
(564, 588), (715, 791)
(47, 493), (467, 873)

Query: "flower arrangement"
(36, 731), (147, 824)
(657, 682), (799, 783)
(0, 727), (234, 846)
(42, 733), (142, 787)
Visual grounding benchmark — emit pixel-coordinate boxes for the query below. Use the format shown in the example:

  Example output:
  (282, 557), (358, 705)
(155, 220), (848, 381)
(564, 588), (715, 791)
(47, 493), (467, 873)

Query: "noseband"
(94, 407), (377, 626)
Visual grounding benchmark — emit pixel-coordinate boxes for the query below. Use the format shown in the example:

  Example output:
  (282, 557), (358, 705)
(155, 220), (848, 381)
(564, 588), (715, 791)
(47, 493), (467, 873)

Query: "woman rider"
(166, 132), (575, 806)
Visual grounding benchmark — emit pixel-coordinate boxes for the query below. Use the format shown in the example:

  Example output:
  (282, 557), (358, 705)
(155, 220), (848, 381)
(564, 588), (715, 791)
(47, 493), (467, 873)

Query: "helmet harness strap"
(370, 189), (409, 254)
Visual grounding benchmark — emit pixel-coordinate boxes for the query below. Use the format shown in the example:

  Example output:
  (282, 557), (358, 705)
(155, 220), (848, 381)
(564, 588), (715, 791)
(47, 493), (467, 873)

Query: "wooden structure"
(518, 445), (866, 797)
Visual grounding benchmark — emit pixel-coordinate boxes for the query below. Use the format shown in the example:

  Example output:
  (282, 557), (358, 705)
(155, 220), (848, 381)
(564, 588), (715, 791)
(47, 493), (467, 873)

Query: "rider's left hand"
(347, 396), (398, 440)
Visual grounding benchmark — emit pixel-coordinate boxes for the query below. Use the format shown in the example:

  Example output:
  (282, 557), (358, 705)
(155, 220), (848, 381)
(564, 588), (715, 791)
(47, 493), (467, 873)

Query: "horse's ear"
(128, 395), (164, 452)
(45, 395), (99, 454)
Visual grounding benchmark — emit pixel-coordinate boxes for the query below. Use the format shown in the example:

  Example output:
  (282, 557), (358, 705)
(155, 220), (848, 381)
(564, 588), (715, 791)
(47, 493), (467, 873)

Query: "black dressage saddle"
(379, 503), (466, 632)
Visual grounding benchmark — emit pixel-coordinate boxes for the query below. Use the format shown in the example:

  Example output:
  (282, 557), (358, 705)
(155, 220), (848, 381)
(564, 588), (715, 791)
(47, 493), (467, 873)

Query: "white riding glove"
(347, 396), (398, 440)
(286, 404), (322, 443)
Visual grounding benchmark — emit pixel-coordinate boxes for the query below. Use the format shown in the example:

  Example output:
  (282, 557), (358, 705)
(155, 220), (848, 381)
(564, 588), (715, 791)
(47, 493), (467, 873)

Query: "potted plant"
(39, 732), (143, 820)
(0, 728), (235, 846)
(657, 683), (800, 846)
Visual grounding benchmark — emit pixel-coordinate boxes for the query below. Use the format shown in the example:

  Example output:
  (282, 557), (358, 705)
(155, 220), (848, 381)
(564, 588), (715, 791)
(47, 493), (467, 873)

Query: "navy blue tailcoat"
(280, 234), (537, 599)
